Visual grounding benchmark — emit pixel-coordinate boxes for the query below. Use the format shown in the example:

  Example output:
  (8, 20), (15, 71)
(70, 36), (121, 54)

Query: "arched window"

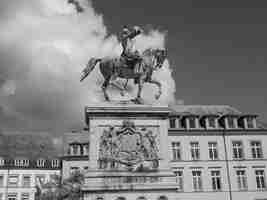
(158, 196), (168, 200)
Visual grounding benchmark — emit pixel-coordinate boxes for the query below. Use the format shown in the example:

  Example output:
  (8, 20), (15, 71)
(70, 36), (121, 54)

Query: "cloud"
(0, 0), (176, 132)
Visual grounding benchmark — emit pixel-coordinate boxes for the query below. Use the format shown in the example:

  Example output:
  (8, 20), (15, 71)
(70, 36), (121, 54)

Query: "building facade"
(168, 105), (267, 200)
(77, 104), (267, 200)
(0, 159), (61, 200)
(61, 131), (90, 179)
(0, 133), (61, 200)
(1, 104), (267, 200)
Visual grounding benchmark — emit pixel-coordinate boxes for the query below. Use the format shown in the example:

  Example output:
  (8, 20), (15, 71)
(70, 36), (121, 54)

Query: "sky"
(92, 0), (267, 121)
(0, 0), (267, 133)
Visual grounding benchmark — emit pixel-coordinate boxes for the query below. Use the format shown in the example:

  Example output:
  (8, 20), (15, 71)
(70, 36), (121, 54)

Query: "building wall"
(62, 160), (89, 178)
(168, 131), (267, 200)
(0, 169), (60, 200)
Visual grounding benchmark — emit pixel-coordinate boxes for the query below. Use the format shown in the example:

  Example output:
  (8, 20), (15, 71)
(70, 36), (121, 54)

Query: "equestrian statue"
(80, 25), (167, 104)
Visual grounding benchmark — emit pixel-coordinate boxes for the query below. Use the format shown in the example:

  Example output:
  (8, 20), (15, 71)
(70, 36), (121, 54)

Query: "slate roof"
(169, 105), (242, 116)
(0, 131), (62, 160)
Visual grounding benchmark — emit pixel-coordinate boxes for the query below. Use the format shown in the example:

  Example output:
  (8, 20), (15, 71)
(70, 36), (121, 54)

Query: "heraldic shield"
(99, 120), (159, 171)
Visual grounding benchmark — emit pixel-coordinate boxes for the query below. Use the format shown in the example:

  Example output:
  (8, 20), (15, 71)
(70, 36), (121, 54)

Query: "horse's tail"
(80, 58), (101, 82)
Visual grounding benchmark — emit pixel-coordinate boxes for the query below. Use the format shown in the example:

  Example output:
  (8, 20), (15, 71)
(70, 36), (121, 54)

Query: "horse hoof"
(120, 91), (125, 96)
(104, 96), (110, 101)
(133, 97), (144, 104)
(155, 94), (160, 100)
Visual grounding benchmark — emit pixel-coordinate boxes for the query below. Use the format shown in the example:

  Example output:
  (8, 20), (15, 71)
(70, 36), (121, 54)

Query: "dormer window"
(186, 116), (199, 129)
(37, 159), (45, 167)
(169, 118), (177, 128)
(82, 143), (89, 156)
(225, 116), (238, 129)
(205, 117), (218, 129)
(245, 117), (256, 129)
(0, 158), (5, 166)
(228, 117), (235, 128)
(70, 143), (80, 156)
(14, 159), (29, 167)
(51, 159), (60, 168)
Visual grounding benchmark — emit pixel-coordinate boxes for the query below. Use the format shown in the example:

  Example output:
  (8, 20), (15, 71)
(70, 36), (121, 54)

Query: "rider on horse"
(120, 25), (143, 74)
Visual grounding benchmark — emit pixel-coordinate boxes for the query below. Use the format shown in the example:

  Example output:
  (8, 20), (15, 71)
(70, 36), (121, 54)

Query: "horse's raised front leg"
(148, 79), (162, 100)
(102, 77), (111, 101)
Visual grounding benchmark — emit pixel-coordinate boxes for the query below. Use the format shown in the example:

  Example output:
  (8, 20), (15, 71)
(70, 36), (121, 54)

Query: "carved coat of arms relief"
(98, 120), (159, 172)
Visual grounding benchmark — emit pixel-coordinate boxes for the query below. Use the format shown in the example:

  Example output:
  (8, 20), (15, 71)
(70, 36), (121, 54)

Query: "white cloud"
(0, 0), (176, 131)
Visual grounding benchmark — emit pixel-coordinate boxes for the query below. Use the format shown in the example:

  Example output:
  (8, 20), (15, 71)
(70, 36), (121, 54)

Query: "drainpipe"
(222, 129), (233, 200)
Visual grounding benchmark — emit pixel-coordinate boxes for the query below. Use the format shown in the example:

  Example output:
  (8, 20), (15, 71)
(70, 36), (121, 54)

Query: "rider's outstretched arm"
(128, 27), (142, 39)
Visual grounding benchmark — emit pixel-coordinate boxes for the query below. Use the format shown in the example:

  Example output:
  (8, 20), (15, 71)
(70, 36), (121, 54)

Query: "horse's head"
(153, 49), (167, 70)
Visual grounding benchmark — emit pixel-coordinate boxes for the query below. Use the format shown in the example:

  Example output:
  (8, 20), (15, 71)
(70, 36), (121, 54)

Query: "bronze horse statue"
(80, 48), (167, 104)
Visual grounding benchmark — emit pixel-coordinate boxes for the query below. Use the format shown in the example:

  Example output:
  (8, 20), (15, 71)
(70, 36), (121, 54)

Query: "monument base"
(82, 104), (177, 199)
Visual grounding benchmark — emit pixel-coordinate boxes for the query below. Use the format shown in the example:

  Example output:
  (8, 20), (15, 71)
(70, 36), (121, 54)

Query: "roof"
(0, 131), (62, 160)
(169, 105), (242, 116)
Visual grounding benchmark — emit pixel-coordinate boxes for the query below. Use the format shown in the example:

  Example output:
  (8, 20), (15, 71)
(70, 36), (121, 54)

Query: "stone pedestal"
(82, 104), (177, 199)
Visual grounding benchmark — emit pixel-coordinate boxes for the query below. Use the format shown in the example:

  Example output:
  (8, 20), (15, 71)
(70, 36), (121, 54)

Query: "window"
(172, 142), (181, 161)
(8, 175), (18, 187)
(72, 144), (79, 155)
(236, 170), (248, 191)
(21, 193), (29, 200)
(208, 142), (218, 160)
(98, 160), (107, 169)
(7, 193), (17, 200)
(96, 196), (104, 200)
(83, 143), (89, 155)
(158, 196), (168, 200)
(0, 175), (4, 187)
(137, 197), (147, 200)
(232, 141), (244, 159)
(169, 118), (176, 128)
(110, 161), (117, 169)
(211, 170), (222, 191)
(246, 117), (255, 128)
(70, 167), (79, 174)
(22, 175), (31, 187)
(251, 141), (263, 159)
(192, 171), (202, 191)
(14, 159), (29, 167)
(174, 171), (183, 191)
(0, 159), (4, 166)
(207, 117), (217, 128)
(35, 175), (45, 184)
(37, 159), (45, 167)
(227, 117), (235, 128)
(51, 159), (59, 168)
(188, 117), (197, 129)
(255, 170), (266, 190)
(190, 142), (200, 160)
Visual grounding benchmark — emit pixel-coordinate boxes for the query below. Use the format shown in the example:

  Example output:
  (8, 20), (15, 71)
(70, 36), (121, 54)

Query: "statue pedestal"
(83, 104), (177, 198)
